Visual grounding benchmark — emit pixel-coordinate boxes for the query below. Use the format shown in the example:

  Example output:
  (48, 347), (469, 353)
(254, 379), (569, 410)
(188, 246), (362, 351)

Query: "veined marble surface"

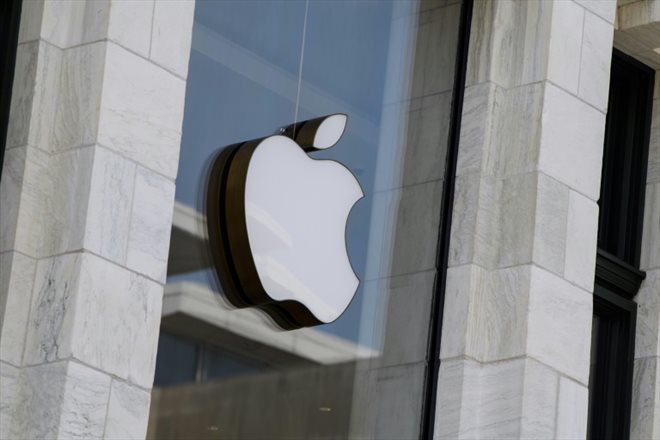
(24, 252), (162, 389)
(1, 0), (194, 436)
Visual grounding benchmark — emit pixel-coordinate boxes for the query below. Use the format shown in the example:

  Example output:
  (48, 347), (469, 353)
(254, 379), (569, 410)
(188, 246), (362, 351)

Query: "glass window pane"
(154, 333), (199, 387)
(150, 1), (463, 438)
(204, 348), (268, 381)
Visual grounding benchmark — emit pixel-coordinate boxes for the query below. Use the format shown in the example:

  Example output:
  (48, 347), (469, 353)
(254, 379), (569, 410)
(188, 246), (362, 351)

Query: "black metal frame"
(0, 0), (22, 181)
(597, 49), (654, 268)
(589, 49), (655, 440)
(588, 284), (637, 440)
(420, 0), (473, 439)
(595, 249), (645, 300)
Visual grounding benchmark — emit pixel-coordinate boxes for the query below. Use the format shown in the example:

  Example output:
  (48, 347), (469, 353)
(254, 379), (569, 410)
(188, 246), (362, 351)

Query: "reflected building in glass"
(151, 1), (461, 438)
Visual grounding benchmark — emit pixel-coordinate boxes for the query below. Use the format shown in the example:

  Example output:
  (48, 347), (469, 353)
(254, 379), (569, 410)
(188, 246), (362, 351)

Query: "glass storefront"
(148, 1), (463, 438)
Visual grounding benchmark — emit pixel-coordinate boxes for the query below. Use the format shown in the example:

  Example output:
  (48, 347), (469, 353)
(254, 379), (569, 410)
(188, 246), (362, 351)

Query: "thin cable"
(293, 0), (309, 131)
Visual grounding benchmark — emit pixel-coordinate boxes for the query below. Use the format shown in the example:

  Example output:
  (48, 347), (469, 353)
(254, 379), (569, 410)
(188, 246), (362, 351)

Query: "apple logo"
(206, 114), (364, 330)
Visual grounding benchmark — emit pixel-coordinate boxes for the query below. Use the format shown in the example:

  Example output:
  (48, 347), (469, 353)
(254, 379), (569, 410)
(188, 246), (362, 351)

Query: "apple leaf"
(312, 114), (347, 149)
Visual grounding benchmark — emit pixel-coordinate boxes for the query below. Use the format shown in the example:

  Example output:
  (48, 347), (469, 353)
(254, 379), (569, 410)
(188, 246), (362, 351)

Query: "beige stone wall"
(0, 1), (194, 438)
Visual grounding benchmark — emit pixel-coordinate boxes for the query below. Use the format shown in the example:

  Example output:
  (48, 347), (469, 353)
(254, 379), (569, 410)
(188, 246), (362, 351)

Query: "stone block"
(527, 266), (592, 384)
(105, 379), (151, 440)
(476, 357), (526, 439)
(150, 0), (195, 78)
(578, 12), (615, 112)
(41, 0), (110, 49)
(519, 359), (558, 439)
(641, 182), (660, 270)
(464, 0), (496, 88)
(547, 0), (584, 94)
(7, 41), (61, 152)
(107, 0), (154, 58)
(440, 265), (475, 360)
(452, 173), (563, 271)
(17, 0), (45, 44)
(24, 253), (163, 388)
(449, 174), (504, 269)
(126, 166), (176, 283)
(437, 356), (562, 439)
(0, 147), (26, 253)
(485, 83), (544, 178)
(23, 254), (82, 366)
(576, 0), (617, 24)
(32, 147), (94, 257)
(84, 147), (136, 265)
(467, 265), (531, 362)
(538, 83), (607, 201)
(0, 361), (20, 439)
(490, 0), (552, 88)
(448, 174), (482, 267)
(98, 43), (186, 178)
(435, 357), (481, 439)
(6, 42), (38, 150)
(555, 376), (589, 439)
(630, 356), (660, 440)
(635, 269), (660, 359)
(0, 252), (36, 366)
(442, 264), (532, 362)
(456, 82), (496, 177)
(468, 0), (554, 88)
(533, 173), (569, 277)
(16, 361), (111, 439)
(496, 173), (537, 268)
(647, 99), (659, 184)
(54, 42), (106, 152)
(2, 146), (94, 258)
(564, 189), (599, 291)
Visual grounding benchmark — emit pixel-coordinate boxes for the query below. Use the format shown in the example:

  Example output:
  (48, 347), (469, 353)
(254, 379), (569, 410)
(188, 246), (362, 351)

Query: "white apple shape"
(243, 115), (363, 325)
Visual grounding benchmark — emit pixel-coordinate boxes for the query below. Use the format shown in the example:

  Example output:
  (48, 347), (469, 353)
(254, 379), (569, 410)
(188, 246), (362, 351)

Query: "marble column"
(0, 1), (194, 438)
(435, 0), (617, 437)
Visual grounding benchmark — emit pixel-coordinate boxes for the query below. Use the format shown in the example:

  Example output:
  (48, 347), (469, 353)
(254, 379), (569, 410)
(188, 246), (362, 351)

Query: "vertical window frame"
(597, 49), (654, 268)
(589, 49), (655, 440)
(0, 0), (22, 180)
(588, 285), (637, 440)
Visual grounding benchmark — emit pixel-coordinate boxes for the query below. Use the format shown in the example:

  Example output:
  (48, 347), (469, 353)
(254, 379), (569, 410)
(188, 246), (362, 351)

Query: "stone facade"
(0, 1), (194, 438)
(0, 0), (658, 439)
(435, 0), (616, 437)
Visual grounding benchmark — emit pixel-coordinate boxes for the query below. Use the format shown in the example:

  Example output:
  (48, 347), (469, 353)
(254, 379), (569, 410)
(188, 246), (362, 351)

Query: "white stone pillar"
(631, 69), (660, 440)
(0, 1), (194, 438)
(435, 1), (616, 438)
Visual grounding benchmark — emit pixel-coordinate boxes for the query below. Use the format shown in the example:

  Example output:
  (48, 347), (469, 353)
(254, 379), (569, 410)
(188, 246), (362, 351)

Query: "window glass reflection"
(154, 333), (199, 387)
(149, 1), (463, 438)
